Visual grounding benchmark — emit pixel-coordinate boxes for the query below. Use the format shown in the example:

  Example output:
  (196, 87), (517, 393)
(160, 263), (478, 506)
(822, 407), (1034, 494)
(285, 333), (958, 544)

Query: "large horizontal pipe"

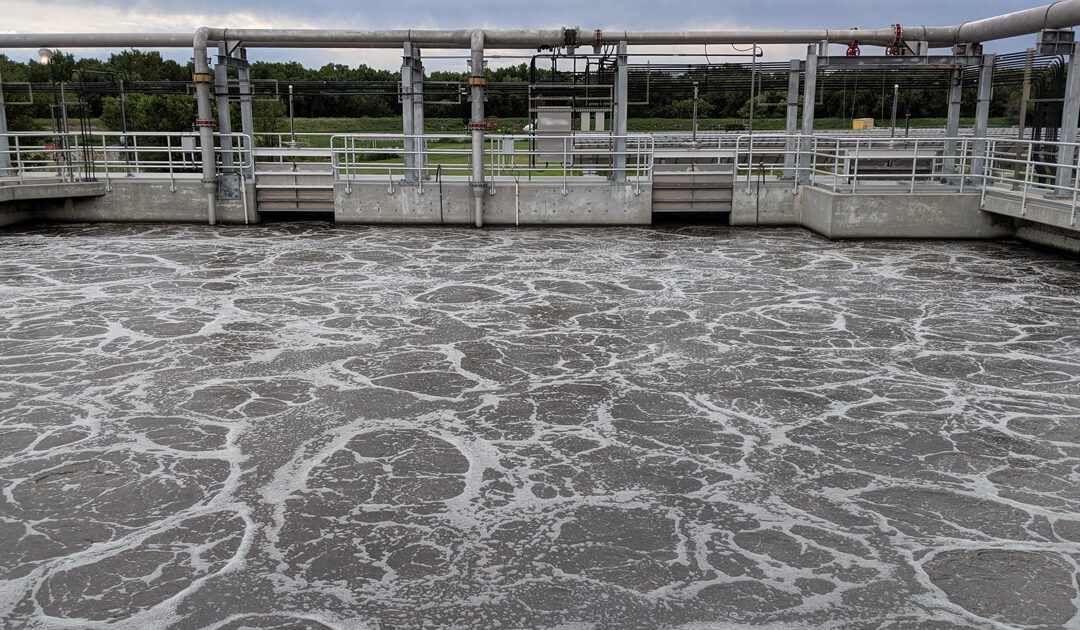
(3, 0), (1080, 52)
(0, 29), (567, 50)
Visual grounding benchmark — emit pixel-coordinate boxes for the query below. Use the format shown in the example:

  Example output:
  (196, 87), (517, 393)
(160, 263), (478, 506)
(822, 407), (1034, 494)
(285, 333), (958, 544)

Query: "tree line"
(0, 49), (1029, 133)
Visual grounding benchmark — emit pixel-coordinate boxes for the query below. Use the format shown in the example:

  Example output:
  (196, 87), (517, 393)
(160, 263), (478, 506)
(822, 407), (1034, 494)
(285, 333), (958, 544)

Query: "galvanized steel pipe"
(469, 30), (485, 228)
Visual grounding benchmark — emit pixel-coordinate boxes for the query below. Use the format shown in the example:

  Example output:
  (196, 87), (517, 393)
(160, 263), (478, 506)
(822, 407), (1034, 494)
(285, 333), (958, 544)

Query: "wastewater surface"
(0, 223), (1079, 630)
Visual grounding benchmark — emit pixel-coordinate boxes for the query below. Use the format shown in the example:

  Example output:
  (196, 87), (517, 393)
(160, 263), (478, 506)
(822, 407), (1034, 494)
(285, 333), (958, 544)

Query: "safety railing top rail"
(329, 133), (655, 190)
(0, 131), (251, 187)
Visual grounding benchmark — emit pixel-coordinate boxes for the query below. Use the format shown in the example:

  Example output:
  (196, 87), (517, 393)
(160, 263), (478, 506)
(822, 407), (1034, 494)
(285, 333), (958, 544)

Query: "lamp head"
(37, 48), (53, 65)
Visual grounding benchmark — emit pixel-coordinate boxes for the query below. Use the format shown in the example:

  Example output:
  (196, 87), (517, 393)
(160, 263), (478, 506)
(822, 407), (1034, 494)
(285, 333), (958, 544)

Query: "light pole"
(890, 83), (899, 138)
(38, 47), (70, 179)
(691, 82), (699, 145)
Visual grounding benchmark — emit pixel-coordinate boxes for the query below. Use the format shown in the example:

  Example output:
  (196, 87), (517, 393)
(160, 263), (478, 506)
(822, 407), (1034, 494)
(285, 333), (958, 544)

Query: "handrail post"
(852, 138), (860, 193)
(15, 136), (23, 184)
(102, 135), (111, 192)
(959, 138), (967, 194)
(167, 135), (176, 192)
(1021, 142), (1033, 215)
(562, 136), (568, 195)
(910, 139), (918, 194)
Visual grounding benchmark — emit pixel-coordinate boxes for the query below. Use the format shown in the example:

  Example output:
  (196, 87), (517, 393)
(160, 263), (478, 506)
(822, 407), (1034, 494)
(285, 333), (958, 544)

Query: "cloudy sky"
(0, 1), (1049, 70)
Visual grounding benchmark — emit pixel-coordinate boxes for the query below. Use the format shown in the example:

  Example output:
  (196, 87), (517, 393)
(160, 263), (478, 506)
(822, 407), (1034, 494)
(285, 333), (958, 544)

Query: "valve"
(846, 26), (861, 56)
(885, 23), (903, 56)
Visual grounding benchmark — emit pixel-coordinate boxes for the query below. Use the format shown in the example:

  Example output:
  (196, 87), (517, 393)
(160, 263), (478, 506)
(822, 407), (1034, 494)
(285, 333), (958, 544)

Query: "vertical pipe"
(797, 43), (818, 181)
(215, 42), (234, 171)
(401, 42), (416, 183)
(237, 48), (255, 182)
(972, 54), (995, 180)
(944, 65), (963, 175)
(0, 70), (10, 174)
(469, 30), (486, 227)
(783, 59), (800, 179)
(614, 41), (629, 183)
(1055, 41), (1080, 193)
(193, 27), (219, 225)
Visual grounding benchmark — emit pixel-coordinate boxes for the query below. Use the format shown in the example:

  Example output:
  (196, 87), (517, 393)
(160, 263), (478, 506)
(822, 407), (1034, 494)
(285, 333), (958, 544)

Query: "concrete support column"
(595, 111), (605, 131)
(0, 70), (10, 174)
(1055, 41), (1080, 193)
(944, 67), (963, 175)
(401, 42), (417, 183)
(613, 41), (629, 183)
(214, 42), (234, 171)
(971, 54), (996, 179)
(237, 48), (254, 181)
(581, 111), (591, 132)
(797, 43), (819, 181)
(783, 58), (800, 179)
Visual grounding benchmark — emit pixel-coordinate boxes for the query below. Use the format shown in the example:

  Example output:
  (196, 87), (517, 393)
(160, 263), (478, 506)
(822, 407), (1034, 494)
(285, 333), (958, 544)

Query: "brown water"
(1, 223), (1078, 629)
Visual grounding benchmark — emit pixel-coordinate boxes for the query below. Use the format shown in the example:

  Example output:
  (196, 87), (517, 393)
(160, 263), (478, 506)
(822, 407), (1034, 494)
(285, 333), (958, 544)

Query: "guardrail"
(0, 131), (251, 191)
(330, 133), (654, 195)
(735, 133), (1080, 225)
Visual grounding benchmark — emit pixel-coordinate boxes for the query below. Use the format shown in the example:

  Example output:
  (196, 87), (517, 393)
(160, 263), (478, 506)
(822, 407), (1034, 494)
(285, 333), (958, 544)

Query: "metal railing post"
(910, 139), (918, 194)
(102, 135), (111, 191)
(851, 138), (860, 193)
(167, 135), (176, 192)
(15, 136), (23, 184)
(562, 137), (568, 196)
(1021, 142), (1033, 215)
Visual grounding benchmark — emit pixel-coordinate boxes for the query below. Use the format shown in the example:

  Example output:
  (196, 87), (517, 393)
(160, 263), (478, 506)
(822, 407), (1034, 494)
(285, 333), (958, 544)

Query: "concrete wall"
(730, 181), (801, 226)
(801, 187), (1013, 239)
(3, 179), (256, 226)
(1012, 218), (1080, 254)
(335, 178), (651, 225)
(981, 193), (1078, 232)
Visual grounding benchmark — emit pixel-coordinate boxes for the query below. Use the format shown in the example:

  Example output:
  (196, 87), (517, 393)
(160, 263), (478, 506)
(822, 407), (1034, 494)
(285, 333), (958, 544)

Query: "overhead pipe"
(7, 2), (1080, 53)
(469, 30), (485, 228)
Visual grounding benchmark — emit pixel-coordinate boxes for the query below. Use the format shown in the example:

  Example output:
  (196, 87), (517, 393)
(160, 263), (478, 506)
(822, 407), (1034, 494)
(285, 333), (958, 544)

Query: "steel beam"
(413, 45), (425, 179)
(797, 43), (819, 181)
(972, 54), (996, 178)
(0, 70), (9, 174)
(1055, 41), (1080, 193)
(401, 42), (416, 183)
(613, 41), (629, 183)
(783, 59), (800, 179)
(816, 55), (983, 69)
(944, 68), (963, 175)
(237, 48), (254, 181)
(214, 42), (234, 171)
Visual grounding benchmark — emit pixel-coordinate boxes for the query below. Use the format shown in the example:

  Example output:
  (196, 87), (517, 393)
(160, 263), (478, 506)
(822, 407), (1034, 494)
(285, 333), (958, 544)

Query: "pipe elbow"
(193, 27), (227, 73)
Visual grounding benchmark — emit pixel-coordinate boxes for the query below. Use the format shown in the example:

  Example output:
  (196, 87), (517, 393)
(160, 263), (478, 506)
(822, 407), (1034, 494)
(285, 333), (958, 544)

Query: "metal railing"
(331, 133), (654, 195)
(735, 133), (1080, 225)
(0, 131), (251, 191)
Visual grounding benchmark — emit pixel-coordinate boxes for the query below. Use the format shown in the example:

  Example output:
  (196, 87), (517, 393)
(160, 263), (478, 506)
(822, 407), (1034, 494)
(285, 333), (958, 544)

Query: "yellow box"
(852, 118), (876, 130)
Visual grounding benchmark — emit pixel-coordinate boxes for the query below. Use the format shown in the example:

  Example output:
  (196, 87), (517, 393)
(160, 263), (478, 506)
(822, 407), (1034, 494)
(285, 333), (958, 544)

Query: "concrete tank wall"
(334, 179), (651, 225)
(730, 181), (801, 226)
(801, 187), (1013, 239)
(18, 180), (255, 225)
